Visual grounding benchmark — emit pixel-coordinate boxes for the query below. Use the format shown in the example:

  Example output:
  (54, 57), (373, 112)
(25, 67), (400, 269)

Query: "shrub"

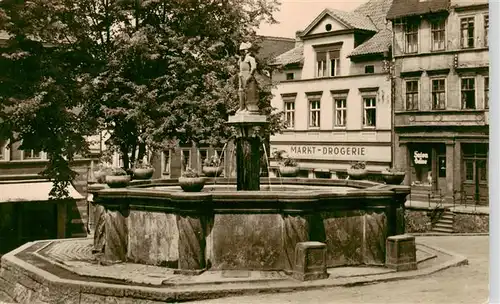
(181, 167), (200, 178)
(350, 161), (366, 170)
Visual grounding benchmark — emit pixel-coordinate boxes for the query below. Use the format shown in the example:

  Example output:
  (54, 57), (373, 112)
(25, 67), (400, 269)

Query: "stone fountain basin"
(91, 178), (409, 274)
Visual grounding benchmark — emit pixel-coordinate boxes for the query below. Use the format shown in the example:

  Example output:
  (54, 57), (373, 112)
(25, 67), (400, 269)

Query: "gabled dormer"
(298, 9), (378, 79)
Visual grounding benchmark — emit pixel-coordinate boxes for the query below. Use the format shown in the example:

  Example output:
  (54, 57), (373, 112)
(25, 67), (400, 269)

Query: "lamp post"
(383, 51), (396, 168)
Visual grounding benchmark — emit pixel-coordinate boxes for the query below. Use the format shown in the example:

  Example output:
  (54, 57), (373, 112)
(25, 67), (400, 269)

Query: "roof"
(269, 46), (303, 66)
(256, 36), (295, 63)
(386, 0), (450, 20)
(354, 0), (394, 30)
(348, 28), (392, 57)
(301, 8), (377, 37)
(271, 0), (395, 64)
(349, 0), (394, 57)
(0, 180), (84, 203)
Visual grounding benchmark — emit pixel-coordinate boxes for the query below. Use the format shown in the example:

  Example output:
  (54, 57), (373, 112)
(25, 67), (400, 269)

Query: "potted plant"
(132, 161), (155, 180)
(93, 164), (113, 184)
(273, 150), (299, 177)
(105, 167), (131, 188)
(202, 155), (224, 177)
(178, 167), (205, 192)
(381, 167), (406, 185)
(347, 161), (368, 180)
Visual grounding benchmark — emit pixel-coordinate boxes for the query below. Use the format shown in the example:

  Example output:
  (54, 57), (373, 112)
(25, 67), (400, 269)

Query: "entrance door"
(437, 155), (447, 195)
(463, 158), (488, 205)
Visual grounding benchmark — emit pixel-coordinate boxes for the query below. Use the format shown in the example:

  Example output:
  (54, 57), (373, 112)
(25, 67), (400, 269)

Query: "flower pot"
(93, 170), (106, 184)
(105, 175), (131, 188)
(279, 166), (299, 177)
(133, 167), (155, 180)
(202, 166), (224, 177)
(178, 177), (205, 192)
(382, 171), (406, 185)
(347, 168), (368, 180)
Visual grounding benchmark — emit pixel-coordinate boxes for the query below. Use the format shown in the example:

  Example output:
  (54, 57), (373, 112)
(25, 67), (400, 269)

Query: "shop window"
(461, 77), (475, 109)
(460, 17), (474, 49)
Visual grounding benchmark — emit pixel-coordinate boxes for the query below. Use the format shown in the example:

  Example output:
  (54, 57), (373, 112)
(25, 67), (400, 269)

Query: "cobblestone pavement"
(192, 236), (489, 304)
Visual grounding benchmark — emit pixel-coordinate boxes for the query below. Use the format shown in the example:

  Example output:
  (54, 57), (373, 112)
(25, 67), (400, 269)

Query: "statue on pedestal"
(237, 42), (259, 114)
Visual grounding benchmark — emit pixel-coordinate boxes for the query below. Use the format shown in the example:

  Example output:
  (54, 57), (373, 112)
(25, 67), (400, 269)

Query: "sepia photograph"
(0, 0), (496, 303)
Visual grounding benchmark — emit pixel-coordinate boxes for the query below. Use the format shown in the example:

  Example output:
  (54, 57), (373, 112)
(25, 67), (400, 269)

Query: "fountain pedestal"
(227, 113), (267, 191)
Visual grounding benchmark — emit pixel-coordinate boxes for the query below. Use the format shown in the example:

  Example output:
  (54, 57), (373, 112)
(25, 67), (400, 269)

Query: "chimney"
(295, 30), (303, 48)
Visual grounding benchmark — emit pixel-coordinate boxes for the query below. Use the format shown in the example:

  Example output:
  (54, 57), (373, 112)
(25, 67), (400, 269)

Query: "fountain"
(89, 42), (410, 275)
(0, 41), (470, 304)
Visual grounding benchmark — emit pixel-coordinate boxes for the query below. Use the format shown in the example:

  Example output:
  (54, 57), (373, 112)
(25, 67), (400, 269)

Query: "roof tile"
(325, 9), (377, 32)
(348, 28), (392, 57)
(270, 46), (303, 66)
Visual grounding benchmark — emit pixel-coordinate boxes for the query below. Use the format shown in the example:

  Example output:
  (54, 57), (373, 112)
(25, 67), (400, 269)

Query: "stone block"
(292, 242), (328, 281)
(211, 214), (284, 270)
(385, 234), (417, 271)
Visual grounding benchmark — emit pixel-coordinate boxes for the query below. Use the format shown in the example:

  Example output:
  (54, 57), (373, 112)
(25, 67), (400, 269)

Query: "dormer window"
(314, 43), (342, 78)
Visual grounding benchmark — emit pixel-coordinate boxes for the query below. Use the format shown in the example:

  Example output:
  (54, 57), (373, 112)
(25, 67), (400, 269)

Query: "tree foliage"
(0, 0), (283, 198)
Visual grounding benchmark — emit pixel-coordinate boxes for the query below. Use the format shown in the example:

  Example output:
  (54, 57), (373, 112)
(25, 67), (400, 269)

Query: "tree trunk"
(137, 142), (146, 163)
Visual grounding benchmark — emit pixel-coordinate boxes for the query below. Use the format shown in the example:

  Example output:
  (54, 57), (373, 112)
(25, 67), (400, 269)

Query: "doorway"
(462, 143), (488, 205)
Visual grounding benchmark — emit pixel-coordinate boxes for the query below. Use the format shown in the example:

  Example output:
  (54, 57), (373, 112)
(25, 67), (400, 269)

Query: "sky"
(257, 0), (369, 38)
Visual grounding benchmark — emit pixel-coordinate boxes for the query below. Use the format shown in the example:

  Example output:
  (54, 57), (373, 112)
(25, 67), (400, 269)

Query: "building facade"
(269, 0), (395, 179)
(0, 139), (93, 254)
(387, 0), (489, 204)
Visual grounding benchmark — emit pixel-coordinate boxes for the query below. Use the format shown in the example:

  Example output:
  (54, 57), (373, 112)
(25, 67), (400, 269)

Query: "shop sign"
(413, 151), (429, 165)
(271, 144), (391, 162)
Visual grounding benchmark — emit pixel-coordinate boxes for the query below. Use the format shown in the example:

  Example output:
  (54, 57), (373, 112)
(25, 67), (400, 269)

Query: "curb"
(410, 233), (489, 237)
(0, 239), (469, 303)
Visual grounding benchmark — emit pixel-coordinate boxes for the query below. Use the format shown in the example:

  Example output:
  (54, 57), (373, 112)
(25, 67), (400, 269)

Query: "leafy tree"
(0, 0), (283, 198)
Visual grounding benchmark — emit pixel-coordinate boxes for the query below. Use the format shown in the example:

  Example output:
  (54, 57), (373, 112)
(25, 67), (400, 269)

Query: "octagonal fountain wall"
(90, 178), (409, 274)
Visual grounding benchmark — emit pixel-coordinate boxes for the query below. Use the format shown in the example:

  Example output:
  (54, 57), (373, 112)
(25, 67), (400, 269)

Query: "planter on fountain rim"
(105, 175), (131, 188)
(202, 166), (224, 177)
(279, 166), (299, 177)
(133, 167), (155, 180)
(178, 176), (206, 192)
(381, 171), (406, 185)
(347, 168), (368, 180)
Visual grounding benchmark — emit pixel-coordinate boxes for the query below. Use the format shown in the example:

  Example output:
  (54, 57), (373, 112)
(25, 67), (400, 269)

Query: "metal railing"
(453, 189), (478, 212)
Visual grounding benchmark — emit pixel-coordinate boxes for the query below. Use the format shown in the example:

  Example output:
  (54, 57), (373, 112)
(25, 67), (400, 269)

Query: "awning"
(0, 180), (85, 203)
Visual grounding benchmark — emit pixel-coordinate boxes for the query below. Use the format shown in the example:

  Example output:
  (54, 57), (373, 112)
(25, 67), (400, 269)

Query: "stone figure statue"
(237, 42), (259, 114)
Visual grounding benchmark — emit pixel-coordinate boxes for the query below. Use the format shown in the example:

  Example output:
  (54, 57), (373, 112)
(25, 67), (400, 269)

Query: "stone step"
(438, 218), (454, 224)
(432, 227), (454, 233)
(434, 222), (454, 229)
(441, 214), (455, 220)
